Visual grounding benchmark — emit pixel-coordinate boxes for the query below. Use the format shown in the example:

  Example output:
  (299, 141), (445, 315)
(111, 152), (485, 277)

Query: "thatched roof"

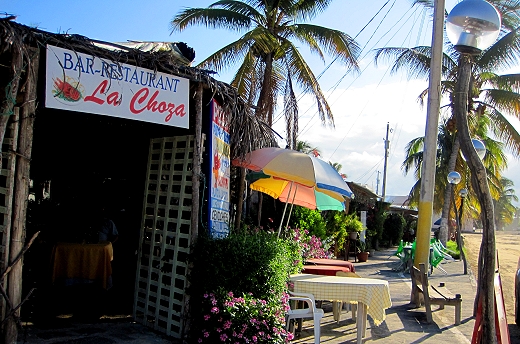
(0, 18), (277, 158)
(347, 182), (380, 205)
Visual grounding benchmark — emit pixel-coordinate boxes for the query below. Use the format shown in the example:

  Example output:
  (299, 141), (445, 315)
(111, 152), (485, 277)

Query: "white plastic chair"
(286, 291), (324, 344)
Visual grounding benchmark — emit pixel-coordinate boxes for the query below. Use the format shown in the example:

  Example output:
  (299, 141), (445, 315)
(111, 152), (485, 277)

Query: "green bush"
(383, 213), (406, 246)
(186, 231), (293, 343)
(446, 240), (467, 259)
(288, 206), (327, 239)
(366, 201), (389, 249)
(326, 212), (363, 255)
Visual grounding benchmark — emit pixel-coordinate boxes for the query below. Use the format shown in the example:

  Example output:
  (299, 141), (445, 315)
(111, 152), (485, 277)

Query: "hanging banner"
(209, 99), (230, 238)
(45, 45), (189, 128)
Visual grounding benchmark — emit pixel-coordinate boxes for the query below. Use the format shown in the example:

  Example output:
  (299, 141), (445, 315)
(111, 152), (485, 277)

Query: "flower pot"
(349, 232), (358, 240)
(368, 249), (375, 257)
(357, 251), (369, 262)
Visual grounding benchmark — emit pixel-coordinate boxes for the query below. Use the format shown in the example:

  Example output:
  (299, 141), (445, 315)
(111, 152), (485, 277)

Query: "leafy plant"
(366, 201), (390, 249)
(324, 211), (363, 257)
(186, 231), (294, 342)
(383, 213), (406, 246)
(195, 291), (292, 343)
(344, 213), (364, 232)
(357, 240), (367, 253)
(288, 207), (327, 239)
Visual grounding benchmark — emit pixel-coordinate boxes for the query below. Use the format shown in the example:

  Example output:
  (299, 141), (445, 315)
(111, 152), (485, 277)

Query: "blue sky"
(3, 0), (520, 202)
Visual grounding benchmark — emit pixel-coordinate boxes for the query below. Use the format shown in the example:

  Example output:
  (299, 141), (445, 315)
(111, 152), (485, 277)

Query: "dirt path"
(463, 231), (520, 324)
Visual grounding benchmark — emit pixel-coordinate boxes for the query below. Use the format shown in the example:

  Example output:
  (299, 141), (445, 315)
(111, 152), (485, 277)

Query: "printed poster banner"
(45, 45), (189, 128)
(209, 99), (230, 238)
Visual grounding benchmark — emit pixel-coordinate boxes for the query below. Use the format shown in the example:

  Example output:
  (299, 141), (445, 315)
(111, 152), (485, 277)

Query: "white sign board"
(45, 45), (190, 128)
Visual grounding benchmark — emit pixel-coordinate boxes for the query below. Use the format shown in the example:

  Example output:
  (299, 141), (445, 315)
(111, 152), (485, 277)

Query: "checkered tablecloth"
(290, 274), (392, 325)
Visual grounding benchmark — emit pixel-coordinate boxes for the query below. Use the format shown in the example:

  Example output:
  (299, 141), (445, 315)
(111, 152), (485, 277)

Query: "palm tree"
(494, 177), (518, 231)
(377, 3), (520, 338)
(403, 115), (508, 215)
(328, 161), (342, 172)
(374, 1), (520, 247)
(171, 0), (360, 148)
(296, 140), (321, 156)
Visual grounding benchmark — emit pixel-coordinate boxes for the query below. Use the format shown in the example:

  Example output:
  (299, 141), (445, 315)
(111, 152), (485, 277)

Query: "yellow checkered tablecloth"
(290, 274), (392, 325)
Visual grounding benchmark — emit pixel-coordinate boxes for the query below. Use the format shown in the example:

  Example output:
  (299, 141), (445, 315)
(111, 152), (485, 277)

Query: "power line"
(321, 6), (424, 161)
(272, 0), (395, 127)
(298, 5), (420, 142)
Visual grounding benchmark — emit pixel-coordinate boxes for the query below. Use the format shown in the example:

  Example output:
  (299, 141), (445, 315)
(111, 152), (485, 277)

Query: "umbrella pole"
(277, 182), (294, 237)
(284, 185), (298, 230)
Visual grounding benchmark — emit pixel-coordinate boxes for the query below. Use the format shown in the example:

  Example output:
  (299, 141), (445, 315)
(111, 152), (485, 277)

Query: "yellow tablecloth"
(51, 241), (113, 289)
(290, 274), (392, 325)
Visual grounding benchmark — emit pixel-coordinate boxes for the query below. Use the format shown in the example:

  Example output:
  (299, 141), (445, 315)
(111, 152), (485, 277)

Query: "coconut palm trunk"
(454, 55), (496, 344)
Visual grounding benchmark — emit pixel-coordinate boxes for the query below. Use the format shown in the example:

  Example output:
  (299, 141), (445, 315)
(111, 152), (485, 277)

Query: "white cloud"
(273, 79), (429, 197)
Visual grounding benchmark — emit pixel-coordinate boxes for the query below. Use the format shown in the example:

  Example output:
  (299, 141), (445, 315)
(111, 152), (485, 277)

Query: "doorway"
(22, 109), (190, 324)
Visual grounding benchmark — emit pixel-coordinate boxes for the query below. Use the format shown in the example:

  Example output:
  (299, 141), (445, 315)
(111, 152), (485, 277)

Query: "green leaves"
(171, 0), (360, 140)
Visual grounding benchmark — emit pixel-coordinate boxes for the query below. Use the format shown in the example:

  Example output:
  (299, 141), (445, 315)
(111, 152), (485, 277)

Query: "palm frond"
(231, 51), (259, 97)
(209, 1), (265, 24)
(482, 88), (520, 118)
(483, 73), (520, 91)
(478, 29), (520, 71)
(479, 104), (520, 157)
(283, 72), (298, 149)
(283, 41), (334, 127)
(292, 0), (334, 21)
(287, 23), (360, 70)
(197, 27), (277, 71)
(373, 46), (455, 79)
(171, 7), (253, 32)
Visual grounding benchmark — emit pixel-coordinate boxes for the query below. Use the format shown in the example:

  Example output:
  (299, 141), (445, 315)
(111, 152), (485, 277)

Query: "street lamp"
(446, 0), (501, 54)
(461, 138), (487, 161)
(458, 188), (468, 275)
(446, 0), (501, 342)
(448, 171), (468, 275)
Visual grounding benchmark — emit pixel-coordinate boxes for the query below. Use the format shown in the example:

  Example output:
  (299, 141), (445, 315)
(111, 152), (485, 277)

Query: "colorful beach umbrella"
(233, 147), (353, 198)
(250, 177), (345, 211)
(234, 147), (353, 235)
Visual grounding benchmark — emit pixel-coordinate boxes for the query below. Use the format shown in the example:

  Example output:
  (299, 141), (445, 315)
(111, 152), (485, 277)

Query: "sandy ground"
(463, 230), (520, 324)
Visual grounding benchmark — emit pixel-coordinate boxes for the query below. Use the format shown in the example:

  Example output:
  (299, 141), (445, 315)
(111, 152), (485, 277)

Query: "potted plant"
(345, 213), (363, 240)
(356, 240), (369, 262)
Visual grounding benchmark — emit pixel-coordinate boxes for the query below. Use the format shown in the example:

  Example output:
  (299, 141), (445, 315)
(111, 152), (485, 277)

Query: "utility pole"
(376, 171), (381, 195)
(381, 123), (390, 201)
(414, 0), (445, 272)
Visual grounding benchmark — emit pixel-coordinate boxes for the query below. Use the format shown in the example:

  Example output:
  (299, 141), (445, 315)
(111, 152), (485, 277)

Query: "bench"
(411, 263), (462, 325)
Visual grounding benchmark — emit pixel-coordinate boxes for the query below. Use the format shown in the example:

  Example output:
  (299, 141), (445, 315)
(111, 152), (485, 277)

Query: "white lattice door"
(133, 135), (195, 338)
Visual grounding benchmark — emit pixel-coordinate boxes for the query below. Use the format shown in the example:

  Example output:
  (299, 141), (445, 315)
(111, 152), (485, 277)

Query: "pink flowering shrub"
(197, 291), (293, 343)
(290, 228), (332, 263)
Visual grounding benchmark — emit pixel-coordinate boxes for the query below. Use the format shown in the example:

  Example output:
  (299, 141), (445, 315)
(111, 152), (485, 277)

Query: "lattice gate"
(133, 135), (196, 338)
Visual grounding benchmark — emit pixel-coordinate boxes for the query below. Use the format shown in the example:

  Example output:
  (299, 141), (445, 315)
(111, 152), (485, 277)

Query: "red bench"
(301, 265), (351, 276)
(305, 258), (355, 272)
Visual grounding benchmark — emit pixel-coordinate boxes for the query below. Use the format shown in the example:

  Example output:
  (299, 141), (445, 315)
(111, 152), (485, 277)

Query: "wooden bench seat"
(412, 263), (462, 325)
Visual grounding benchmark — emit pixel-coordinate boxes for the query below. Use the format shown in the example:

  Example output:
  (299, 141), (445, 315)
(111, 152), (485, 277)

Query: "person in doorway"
(98, 215), (119, 243)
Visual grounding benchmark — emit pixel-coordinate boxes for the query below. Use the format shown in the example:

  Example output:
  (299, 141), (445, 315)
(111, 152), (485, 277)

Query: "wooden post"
(0, 47), (24, 324)
(234, 167), (245, 232)
(183, 82), (203, 341)
(191, 82), (203, 240)
(4, 47), (39, 344)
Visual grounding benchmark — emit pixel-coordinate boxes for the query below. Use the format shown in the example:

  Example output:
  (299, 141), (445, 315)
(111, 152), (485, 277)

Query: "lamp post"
(458, 188), (469, 274)
(446, 1), (500, 342)
(448, 171), (468, 275)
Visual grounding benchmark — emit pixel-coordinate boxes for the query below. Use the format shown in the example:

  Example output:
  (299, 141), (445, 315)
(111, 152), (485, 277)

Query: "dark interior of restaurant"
(21, 107), (191, 324)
